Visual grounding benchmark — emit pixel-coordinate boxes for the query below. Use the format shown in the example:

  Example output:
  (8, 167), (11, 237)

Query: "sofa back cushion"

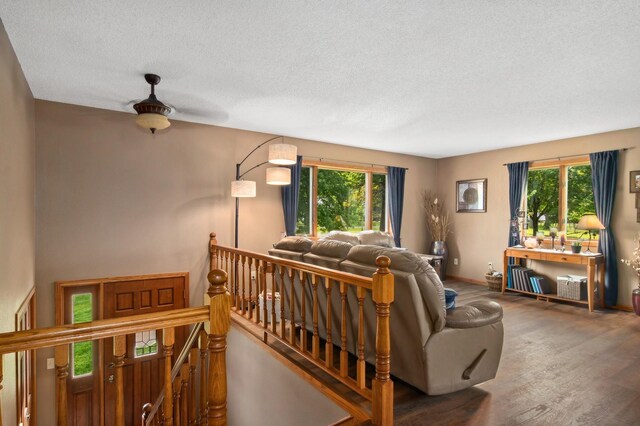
(310, 239), (353, 259)
(323, 231), (360, 246)
(346, 245), (447, 332)
(273, 236), (313, 253)
(357, 230), (395, 247)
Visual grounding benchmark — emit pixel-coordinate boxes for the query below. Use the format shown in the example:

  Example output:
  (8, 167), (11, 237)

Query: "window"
(297, 162), (388, 237)
(71, 293), (94, 377)
(524, 158), (596, 240)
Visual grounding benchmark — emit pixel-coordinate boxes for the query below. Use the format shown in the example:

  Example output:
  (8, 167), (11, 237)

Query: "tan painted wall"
(34, 100), (437, 420)
(436, 128), (640, 306)
(227, 327), (347, 425)
(0, 19), (35, 425)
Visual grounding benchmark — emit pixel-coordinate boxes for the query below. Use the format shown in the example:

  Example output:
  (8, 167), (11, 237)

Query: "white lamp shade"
(266, 167), (291, 185)
(231, 180), (256, 197)
(268, 144), (297, 165)
(136, 113), (171, 131)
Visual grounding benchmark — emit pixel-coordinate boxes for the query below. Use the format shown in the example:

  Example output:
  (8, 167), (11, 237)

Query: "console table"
(502, 247), (605, 312)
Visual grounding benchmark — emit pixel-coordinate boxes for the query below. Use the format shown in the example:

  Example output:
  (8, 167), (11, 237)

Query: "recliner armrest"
(445, 301), (503, 329)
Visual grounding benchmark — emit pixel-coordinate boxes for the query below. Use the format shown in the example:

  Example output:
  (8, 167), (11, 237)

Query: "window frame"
(522, 155), (593, 243)
(300, 159), (390, 237)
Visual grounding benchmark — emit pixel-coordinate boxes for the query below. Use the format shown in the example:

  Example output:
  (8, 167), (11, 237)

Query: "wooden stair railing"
(0, 268), (232, 426)
(209, 232), (395, 425)
(142, 322), (204, 425)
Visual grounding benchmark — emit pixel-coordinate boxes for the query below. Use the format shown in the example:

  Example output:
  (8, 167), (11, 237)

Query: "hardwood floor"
(232, 281), (640, 425)
(394, 281), (640, 426)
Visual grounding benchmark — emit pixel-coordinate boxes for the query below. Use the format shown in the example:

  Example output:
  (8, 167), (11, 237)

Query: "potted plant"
(422, 191), (452, 277)
(571, 240), (582, 254)
(620, 232), (640, 316)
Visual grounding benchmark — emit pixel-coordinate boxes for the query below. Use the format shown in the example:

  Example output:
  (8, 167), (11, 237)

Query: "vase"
(633, 288), (640, 316)
(430, 241), (448, 281)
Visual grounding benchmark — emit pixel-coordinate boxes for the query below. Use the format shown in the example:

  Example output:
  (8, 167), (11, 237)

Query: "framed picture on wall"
(456, 178), (487, 213)
(630, 170), (640, 193)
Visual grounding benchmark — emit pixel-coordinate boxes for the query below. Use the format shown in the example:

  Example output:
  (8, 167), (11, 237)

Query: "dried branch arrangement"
(422, 190), (452, 242)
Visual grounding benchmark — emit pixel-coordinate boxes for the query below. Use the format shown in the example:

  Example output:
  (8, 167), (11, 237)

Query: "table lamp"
(576, 214), (604, 254)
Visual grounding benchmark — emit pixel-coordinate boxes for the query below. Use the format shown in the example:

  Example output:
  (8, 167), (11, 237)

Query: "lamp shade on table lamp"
(576, 214), (604, 231)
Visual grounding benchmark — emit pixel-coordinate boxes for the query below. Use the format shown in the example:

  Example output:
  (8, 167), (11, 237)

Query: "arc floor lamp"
(231, 136), (297, 248)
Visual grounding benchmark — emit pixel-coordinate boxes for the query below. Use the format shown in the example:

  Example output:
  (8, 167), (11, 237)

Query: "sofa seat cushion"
(445, 301), (503, 329)
(273, 236), (313, 252)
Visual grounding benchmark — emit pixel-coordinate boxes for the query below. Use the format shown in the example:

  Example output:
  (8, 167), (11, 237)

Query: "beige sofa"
(268, 231), (504, 395)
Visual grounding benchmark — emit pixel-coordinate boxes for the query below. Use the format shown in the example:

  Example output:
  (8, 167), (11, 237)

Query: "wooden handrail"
(209, 233), (373, 289)
(0, 307), (209, 354)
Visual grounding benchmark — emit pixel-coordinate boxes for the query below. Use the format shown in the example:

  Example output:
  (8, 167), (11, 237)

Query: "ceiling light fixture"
(133, 74), (172, 134)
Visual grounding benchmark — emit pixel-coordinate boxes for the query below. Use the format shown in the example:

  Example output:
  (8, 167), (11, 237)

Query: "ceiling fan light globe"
(136, 113), (171, 132)
(268, 144), (297, 165)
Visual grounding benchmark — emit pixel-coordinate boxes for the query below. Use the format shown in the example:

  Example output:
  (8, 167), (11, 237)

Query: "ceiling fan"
(133, 73), (172, 134)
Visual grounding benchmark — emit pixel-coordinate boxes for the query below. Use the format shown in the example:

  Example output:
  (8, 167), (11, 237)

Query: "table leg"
(502, 250), (508, 294)
(598, 261), (605, 308)
(587, 260), (596, 312)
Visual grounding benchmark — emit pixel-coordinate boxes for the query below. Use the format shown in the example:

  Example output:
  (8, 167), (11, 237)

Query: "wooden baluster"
(241, 255), (247, 314)
(114, 335), (126, 426)
(189, 348), (198, 425)
(181, 363), (189, 425)
(372, 256), (394, 426)
(248, 257), (254, 320)
(231, 253), (237, 310)
(173, 375), (181, 426)
(207, 268), (231, 425)
(289, 268), (297, 346)
(300, 272), (307, 351)
(269, 263), (277, 333)
(356, 286), (366, 389)
(325, 280), (334, 368)
(199, 330), (207, 425)
(255, 260), (261, 325)
(209, 233), (217, 270)
(224, 251), (229, 278)
(163, 328), (175, 426)
(312, 274), (320, 360)
(0, 355), (3, 426)
(279, 266), (286, 339)
(339, 282), (348, 377)
(261, 262), (268, 328)
(55, 345), (69, 426)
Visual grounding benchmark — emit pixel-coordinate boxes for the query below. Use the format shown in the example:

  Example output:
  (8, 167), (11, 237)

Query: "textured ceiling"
(1, 1), (639, 158)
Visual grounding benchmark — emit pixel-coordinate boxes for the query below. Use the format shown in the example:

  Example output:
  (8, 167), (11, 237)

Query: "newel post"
(0, 354), (3, 426)
(207, 268), (231, 426)
(372, 256), (394, 426)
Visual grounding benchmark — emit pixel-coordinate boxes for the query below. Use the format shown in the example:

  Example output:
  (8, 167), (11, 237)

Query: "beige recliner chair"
(269, 235), (504, 395)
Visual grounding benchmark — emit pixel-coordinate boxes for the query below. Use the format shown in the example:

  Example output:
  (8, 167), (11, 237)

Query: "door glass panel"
(72, 293), (93, 377)
(135, 330), (158, 357)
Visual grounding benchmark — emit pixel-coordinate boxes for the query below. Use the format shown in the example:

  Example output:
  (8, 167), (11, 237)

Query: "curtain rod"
(303, 156), (409, 171)
(502, 147), (632, 166)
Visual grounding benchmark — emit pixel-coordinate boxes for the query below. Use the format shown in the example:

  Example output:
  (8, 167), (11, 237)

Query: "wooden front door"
(103, 276), (188, 425)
